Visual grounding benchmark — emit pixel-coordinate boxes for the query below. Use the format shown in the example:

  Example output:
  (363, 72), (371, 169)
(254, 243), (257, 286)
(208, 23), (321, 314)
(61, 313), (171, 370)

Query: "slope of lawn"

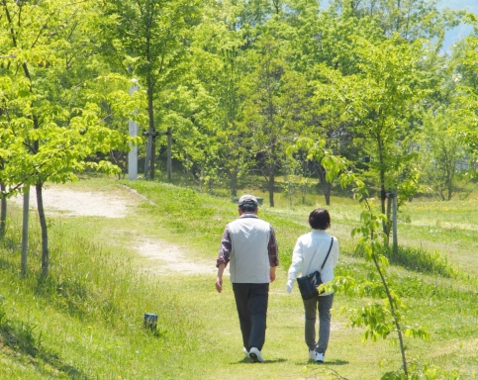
(0, 177), (477, 379)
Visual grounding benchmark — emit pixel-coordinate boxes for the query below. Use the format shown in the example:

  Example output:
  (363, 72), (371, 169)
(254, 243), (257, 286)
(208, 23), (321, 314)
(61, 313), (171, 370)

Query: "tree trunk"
(199, 168), (204, 193)
(36, 182), (49, 277)
(268, 165), (275, 207)
(0, 159), (6, 242)
(0, 190), (6, 243)
(167, 127), (172, 181)
(324, 185), (331, 206)
(372, 250), (408, 378)
(301, 184), (307, 205)
(230, 169), (238, 197)
(314, 161), (332, 206)
(377, 134), (390, 241)
(21, 186), (30, 276)
(392, 192), (398, 254)
(146, 74), (156, 180)
(385, 193), (392, 246)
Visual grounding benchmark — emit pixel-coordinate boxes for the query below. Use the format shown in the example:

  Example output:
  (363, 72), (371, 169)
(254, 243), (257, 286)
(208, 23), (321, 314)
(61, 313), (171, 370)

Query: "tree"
(342, 188), (428, 378)
(437, 24), (478, 197)
(286, 3), (381, 205)
(102, 0), (203, 180)
(163, 79), (221, 192)
(315, 34), (424, 241)
(174, 1), (253, 196)
(243, 23), (309, 206)
(0, 0), (141, 276)
(328, 0), (458, 44)
(420, 109), (470, 201)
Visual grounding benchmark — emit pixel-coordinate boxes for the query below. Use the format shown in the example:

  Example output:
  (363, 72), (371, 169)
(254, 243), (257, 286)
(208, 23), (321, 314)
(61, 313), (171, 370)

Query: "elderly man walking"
(215, 194), (279, 363)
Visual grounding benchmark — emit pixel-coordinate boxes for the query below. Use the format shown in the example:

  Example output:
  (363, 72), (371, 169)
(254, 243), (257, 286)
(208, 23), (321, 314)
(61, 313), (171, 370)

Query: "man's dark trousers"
(232, 283), (269, 351)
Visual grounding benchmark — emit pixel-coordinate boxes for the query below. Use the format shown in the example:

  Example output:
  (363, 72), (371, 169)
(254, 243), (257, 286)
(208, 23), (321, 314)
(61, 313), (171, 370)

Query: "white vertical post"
(128, 79), (139, 180)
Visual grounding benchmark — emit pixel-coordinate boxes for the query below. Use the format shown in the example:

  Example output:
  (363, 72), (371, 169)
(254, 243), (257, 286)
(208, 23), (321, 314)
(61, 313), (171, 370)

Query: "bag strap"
(319, 237), (334, 271)
(307, 236), (334, 273)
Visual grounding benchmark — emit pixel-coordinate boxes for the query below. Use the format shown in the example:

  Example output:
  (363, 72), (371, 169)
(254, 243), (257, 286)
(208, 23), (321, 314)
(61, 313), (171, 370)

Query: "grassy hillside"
(1, 177), (477, 379)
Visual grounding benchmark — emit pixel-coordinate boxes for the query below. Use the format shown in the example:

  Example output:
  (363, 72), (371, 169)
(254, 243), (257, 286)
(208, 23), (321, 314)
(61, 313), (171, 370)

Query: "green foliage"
(419, 109), (471, 201)
(315, 34), (425, 213)
(0, 0), (145, 275)
(101, 0), (204, 179)
(338, 188), (429, 377)
(329, 0), (454, 44)
(382, 360), (463, 380)
(0, 0), (143, 190)
(2, 0), (478, 374)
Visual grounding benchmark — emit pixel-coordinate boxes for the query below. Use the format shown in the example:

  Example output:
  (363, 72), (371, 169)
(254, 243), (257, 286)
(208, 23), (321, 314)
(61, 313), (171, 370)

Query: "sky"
(318, 0), (478, 52)
(439, 0), (477, 52)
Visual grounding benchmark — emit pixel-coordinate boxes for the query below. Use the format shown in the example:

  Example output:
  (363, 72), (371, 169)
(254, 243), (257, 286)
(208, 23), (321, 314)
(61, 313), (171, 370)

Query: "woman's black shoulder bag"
(296, 237), (334, 300)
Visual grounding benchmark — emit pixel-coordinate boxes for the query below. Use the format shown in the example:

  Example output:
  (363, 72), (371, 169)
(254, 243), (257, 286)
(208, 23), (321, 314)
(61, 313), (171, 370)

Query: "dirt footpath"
(11, 185), (214, 275)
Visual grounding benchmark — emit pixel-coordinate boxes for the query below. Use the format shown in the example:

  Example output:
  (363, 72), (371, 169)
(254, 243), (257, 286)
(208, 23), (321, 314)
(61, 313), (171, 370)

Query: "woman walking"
(286, 208), (339, 363)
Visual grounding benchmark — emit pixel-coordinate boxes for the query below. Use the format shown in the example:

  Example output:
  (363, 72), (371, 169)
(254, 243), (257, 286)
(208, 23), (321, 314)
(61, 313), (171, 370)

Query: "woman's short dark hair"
(308, 208), (330, 230)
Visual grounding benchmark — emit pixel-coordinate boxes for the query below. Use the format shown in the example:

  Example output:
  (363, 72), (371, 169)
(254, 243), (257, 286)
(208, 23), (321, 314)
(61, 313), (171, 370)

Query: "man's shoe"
(309, 349), (316, 359)
(249, 347), (265, 363)
(243, 347), (249, 356)
(315, 352), (325, 363)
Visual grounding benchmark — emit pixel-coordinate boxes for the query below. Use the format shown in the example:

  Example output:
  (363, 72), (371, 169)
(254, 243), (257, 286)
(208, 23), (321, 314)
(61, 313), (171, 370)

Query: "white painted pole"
(128, 80), (139, 180)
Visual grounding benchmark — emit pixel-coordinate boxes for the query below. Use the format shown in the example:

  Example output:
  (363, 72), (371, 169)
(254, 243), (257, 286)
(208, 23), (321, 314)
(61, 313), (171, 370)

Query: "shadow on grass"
(0, 236), (21, 253)
(0, 311), (90, 379)
(0, 256), (19, 272)
(233, 358), (288, 364)
(297, 359), (349, 366)
(322, 359), (349, 365)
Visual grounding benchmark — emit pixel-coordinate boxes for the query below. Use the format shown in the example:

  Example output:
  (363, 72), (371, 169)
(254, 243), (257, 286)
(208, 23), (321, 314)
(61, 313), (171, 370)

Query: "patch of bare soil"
(134, 240), (215, 275)
(11, 185), (214, 275)
(12, 186), (130, 218)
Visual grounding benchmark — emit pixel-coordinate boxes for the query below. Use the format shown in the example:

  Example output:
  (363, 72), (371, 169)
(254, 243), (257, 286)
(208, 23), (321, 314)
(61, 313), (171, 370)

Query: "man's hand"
(269, 266), (276, 283)
(216, 263), (226, 293)
(216, 277), (223, 293)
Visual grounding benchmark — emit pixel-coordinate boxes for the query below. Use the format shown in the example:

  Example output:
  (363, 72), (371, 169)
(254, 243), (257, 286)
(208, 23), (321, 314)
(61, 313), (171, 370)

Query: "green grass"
(0, 177), (477, 379)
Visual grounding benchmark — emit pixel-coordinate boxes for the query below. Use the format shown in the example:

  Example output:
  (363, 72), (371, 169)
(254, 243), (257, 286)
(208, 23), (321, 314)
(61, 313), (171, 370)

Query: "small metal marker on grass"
(144, 313), (158, 331)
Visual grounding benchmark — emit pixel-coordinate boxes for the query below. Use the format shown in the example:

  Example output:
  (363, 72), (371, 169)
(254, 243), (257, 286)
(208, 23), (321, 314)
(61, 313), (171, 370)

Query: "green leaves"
(0, 0), (148, 275)
(339, 195), (430, 377)
(350, 302), (394, 342)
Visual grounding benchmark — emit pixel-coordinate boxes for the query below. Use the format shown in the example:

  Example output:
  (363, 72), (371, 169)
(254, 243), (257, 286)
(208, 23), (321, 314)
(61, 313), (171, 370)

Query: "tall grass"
(385, 245), (458, 278)
(352, 243), (458, 278)
(0, 205), (202, 379)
